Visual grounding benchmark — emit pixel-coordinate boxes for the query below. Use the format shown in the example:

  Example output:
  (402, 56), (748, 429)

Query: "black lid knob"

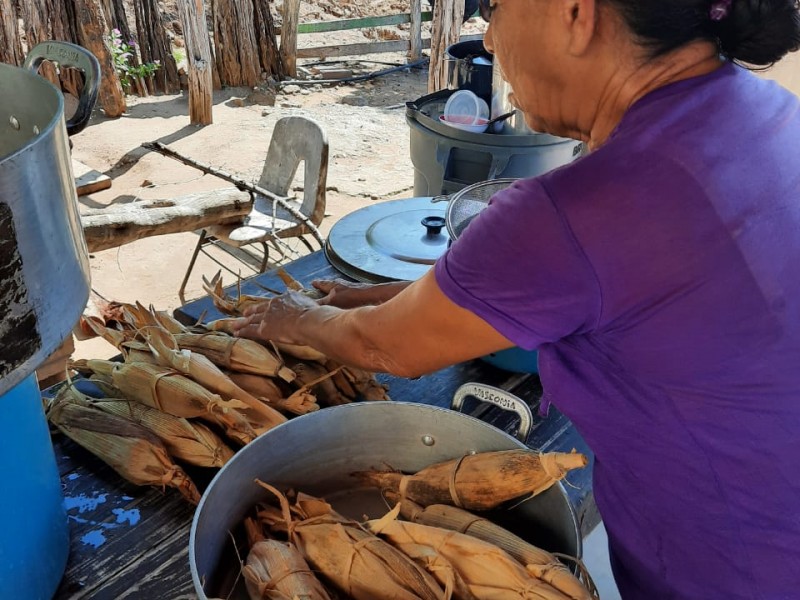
(421, 216), (446, 237)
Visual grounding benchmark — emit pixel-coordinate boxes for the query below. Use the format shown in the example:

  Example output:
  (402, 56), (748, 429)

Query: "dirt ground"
(68, 10), (800, 362)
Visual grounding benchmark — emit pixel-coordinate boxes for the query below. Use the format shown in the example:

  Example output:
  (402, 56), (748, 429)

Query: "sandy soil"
(67, 13), (800, 362)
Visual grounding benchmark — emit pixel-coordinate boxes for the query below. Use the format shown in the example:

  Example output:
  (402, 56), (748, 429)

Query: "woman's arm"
(232, 270), (514, 377)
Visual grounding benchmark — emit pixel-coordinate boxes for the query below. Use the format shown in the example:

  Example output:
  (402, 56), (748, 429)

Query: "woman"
(233, 0), (800, 597)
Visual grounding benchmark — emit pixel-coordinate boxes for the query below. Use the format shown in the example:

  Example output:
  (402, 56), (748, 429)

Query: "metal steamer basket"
(190, 385), (582, 599)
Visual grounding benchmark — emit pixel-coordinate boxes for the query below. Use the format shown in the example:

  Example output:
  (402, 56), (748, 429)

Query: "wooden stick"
(280, 0), (301, 78)
(428, 0), (465, 93)
(142, 142), (325, 246)
(409, 0), (423, 62)
(177, 0), (213, 125)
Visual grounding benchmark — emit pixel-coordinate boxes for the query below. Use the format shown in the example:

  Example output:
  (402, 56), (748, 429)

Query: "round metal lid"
(325, 196), (449, 283)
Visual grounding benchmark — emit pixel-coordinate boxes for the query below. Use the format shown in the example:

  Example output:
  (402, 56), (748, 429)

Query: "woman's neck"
(584, 41), (723, 149)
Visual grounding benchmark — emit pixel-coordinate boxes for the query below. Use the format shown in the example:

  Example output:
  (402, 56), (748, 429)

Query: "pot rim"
(0, 63), (64, 165)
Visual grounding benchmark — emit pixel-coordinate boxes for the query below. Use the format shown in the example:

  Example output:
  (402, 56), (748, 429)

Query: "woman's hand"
(230, 291), (319, 345)
(312, 279), (409, 308)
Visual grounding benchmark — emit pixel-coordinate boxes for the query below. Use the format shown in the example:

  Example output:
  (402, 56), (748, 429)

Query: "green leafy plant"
(109, 28), (161, 95)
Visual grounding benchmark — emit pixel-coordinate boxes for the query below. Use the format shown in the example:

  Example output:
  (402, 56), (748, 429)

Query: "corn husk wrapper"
(243, 540), (332, 600)
(273, 341), (328, 363)
(334, 362), (390, 402)
(80, 316), (131, 349)
(121, 340), (160, 365)
(291, 361), (350, 406)
(202, 271), (265, 315)
(74, 358), (258, 445)
(144, 327), (287, 434)
(355, 449), (588, 511)
(256, 482), (445, 600)
(368, 506), (571, 600)
(151, 307), (189, 334)
(173, 332), (296, 382)
(91, 398), (235, 468)
(47, 394), (201, 504)
(228, 372), (320, 416)
(394, 498), (595, 600)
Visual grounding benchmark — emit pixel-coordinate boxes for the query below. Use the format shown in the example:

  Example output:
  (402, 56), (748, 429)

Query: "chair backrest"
(258, 116), (329, 226)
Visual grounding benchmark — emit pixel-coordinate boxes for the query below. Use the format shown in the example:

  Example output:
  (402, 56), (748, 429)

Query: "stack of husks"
(235, 449), (597, 600)
(47, 271), (389, 504)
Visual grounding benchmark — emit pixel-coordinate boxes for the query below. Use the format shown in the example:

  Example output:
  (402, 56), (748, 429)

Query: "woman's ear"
(561, 0), (597, 56)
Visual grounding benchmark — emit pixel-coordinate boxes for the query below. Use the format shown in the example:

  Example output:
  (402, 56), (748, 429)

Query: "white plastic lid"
(444, 90), (489, 125)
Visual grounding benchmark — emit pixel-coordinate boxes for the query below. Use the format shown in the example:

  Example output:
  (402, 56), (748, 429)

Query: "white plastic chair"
(179, 116), (329, 301)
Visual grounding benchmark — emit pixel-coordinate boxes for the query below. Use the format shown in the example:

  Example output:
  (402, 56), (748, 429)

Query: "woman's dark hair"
(603, 0), (800, 67)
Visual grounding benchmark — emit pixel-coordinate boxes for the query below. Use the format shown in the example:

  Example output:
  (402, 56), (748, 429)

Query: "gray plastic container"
(406, 90), (583, 196)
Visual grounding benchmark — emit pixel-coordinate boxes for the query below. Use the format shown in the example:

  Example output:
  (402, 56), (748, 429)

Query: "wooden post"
(0, 0), (24, 66)
(213, 0), (261, 87)
(178, 0), (214, 125)
(428, 0), (464, 93)
(74, 0), (127, 117)
(280, 0), (300, 78)
(409, 0), (422, 62)
(252, 0), (284, 80)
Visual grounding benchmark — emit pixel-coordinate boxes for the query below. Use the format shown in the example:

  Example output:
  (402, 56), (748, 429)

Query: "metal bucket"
(190, 388), (582, 599)
(0, 42), (96, 396)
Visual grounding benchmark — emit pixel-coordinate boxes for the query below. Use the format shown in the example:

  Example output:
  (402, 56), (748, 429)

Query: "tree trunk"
(0, 0), (24, 65)
(82, 189), (252, 252)
(178, 0), (214, 124)
(74, 0), (127, 117)
(428, 0), (464, 93)
(212, 0), (261, 87)
(132, 0), (181, 93)
(252, 0), (283, 80)
(279, 0), (300, 78)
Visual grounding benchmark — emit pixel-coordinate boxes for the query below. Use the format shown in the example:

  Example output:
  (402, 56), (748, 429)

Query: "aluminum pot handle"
(23, 41), (101, 137)
(450, 383), (533, 442)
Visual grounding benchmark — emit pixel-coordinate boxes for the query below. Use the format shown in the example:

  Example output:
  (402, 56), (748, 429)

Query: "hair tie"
(709, 0), (733, 21)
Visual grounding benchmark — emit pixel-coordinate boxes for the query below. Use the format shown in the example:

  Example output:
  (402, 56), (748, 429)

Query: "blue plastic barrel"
(0, 373), (69, 598)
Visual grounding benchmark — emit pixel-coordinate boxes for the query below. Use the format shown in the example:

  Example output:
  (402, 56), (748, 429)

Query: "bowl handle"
(450, 383), (533, 442)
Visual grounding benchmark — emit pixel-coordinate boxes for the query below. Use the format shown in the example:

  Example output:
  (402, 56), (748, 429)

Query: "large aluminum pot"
(191, 386), (582, 599)
(0, 43), (96, 396)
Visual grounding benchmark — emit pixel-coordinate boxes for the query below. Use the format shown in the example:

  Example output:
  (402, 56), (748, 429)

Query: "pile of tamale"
(229, 449), (598, 600)
(47, 271), (389, 504)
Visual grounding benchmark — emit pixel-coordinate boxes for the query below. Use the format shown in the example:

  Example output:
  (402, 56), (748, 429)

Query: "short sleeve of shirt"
(434, 178), (601, 350)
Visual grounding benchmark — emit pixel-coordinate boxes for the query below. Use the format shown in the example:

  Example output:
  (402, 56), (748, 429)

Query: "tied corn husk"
(393, 498), (595, 600)
(355, 449), (588, 511)
(256, 482), (445, 600)
(367, 506), (572, 600)
(47, 392), (201, 504)
(173, 332), (296, 381)
(243, 540), (332, 600)
(228, 371), (320, 416)
(291, 361), (350, 406)
(71, 358), (258, 446)
(92, 398), (235, 468)
(144, 327), (287, 434)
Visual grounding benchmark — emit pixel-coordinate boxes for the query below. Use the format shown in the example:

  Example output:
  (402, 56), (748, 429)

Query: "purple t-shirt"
(435, 62), (800, 598)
